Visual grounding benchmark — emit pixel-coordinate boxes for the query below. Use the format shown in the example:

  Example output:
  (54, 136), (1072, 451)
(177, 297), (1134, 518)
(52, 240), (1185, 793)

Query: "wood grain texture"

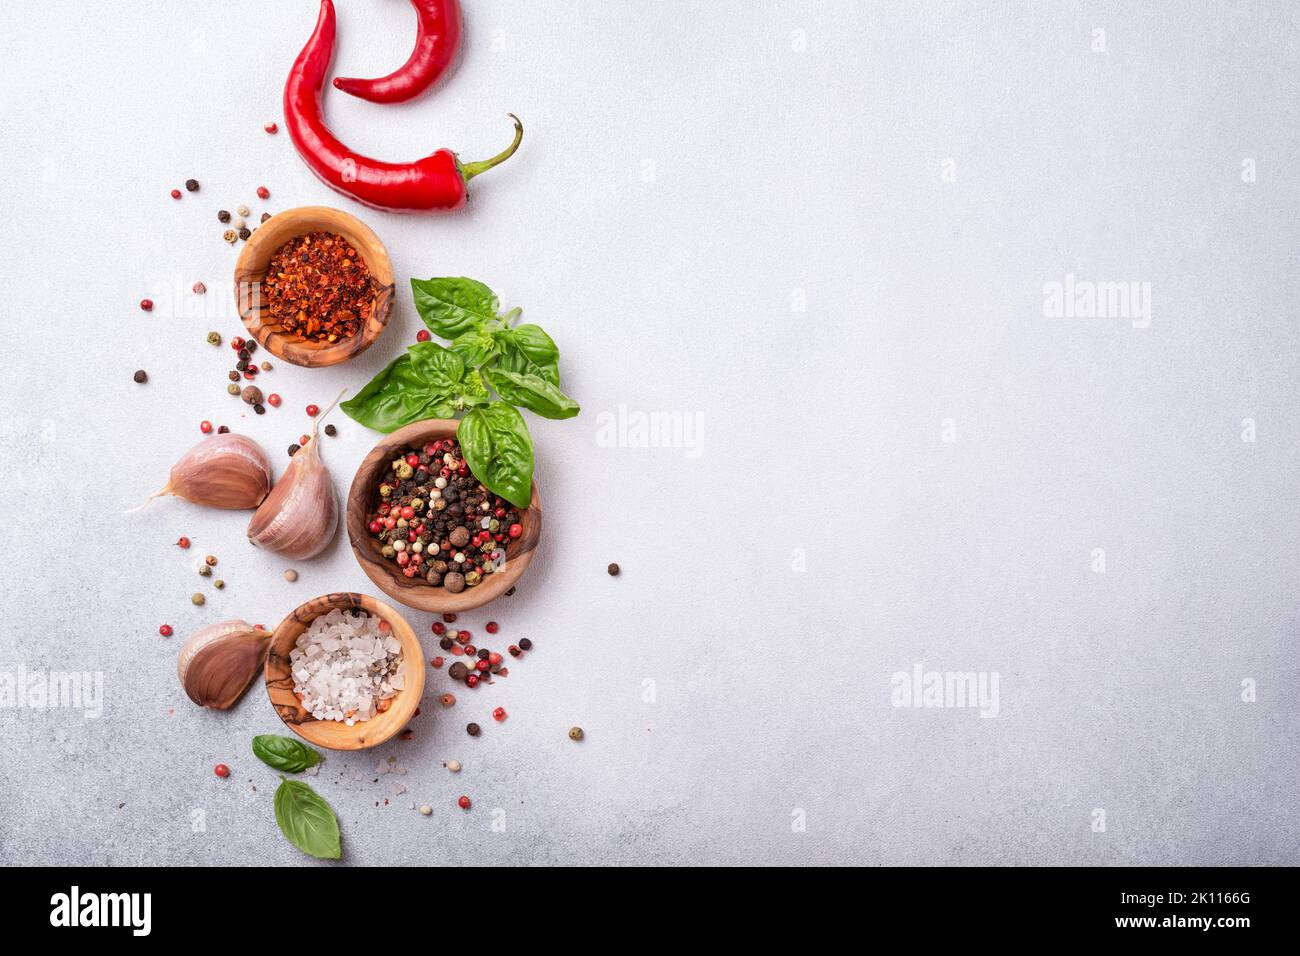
(233, 206), (394, 368)
(264, 591), (424, 751)
(346, 419), (542, 613)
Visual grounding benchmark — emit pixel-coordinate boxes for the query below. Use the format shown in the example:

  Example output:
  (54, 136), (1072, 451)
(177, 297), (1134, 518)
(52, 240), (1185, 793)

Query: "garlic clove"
(248, 390), (344, 559)
(177, 620), (272, 709)
(133, 433), (273, 512)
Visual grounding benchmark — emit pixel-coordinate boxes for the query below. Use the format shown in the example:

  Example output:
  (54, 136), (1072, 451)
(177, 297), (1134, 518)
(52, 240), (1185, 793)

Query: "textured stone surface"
(0, 1), (1297, 866)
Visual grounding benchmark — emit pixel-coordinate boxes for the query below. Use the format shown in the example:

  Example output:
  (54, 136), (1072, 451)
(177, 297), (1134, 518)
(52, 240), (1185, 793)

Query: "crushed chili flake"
(261, 231), (378, 343)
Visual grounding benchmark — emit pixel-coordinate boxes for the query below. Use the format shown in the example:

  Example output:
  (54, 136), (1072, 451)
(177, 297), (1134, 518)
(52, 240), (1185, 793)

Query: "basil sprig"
(274, 779), (341, 860)
(343, 278), (579, 508)
(252, 734), (322, 773)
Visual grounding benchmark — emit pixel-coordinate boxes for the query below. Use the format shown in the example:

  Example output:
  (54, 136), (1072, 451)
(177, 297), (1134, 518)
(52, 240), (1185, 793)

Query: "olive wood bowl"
(234, 206), (394, 368)
(346, 419), (542, 613)
(265, 592), (424, 750)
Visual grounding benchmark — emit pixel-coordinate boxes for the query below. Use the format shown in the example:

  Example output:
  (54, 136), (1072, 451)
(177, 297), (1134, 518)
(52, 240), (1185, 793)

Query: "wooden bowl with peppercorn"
(346, 419), (542, 613)
(234, 206), (395, 368)
(265, 592), (424, 750)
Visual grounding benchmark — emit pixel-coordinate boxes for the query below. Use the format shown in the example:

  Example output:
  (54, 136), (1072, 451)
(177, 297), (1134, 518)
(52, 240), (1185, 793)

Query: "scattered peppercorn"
(416, 329), (431, 342)
(217, 425), (230, 434)
(287, 443), (300, 457)
(324, 424), (337, 436)
(419, 804), (432, 816)
(176, 537), (191, 549)
(204, 555), (218, 567)
(185, 179), (199, 192)
(445, 759), (461, 772)
(213, 579), (225, 590)
(492, 707), (507, 722)
(260, 361), (272, 371)
(238, 226), (251, 240)
(139, 299), (153, 312)
(236, 204), (250, 217)
(448, 661), (468, 681)
(133, 369), (148, 384)
(264, 121), (278, 134)
(227, 384), (240, 396)
(191, 593), (205, 606)
(192, 281), (207, 294)
(254, 403), (266, 415)
(267, 393), (281, 407)
(241, 385), (263, 406)
(518, 638), (533, 651)
(569, 726), (584, 741)
(159, 624), (173, 637)
(256, 185), (270, 199)
(440, 693), (456, 707)
(443, 613), (458, 623)
(465, 674), (479, 688)
(283, 569), (298, 582)
(170, 188), (182, 200)
(218, 210), (231, 223)
(466, 722), (480, 737)
(306, 404), (320, 417)
(261, 212), (272, 223)
(198, 565), (211, 578)
(207, 331), (222, 346)
(457, 795), (471, 809)
(199, 420), (213, 434)
(486, 621), (499, 634)
(214, 764), (230, 778)
(607, 563), (620, 576)
(223, 229), (238, 244)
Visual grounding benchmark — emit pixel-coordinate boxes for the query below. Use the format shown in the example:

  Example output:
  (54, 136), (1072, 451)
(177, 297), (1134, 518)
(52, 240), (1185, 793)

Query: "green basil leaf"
(252, 735), (321, 773)
(458, 403), (534, 508)
(482, 364), (580, 420)
(449, 328), (499, 368)
(503, 324), (559, 368)
(274, 779), (340, 860)
(341, 354), (438, 432)
(411, 277), (499, 339)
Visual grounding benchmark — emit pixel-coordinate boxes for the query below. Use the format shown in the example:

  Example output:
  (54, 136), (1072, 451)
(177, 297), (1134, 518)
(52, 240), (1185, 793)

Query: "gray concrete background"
(0, 0), (1296, 866)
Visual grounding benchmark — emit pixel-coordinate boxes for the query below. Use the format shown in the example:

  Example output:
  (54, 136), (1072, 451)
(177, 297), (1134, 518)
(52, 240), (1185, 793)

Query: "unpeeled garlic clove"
(248, 391), (343, 559)
(133, 433), (272, 511)
(177, 619), (272, 709)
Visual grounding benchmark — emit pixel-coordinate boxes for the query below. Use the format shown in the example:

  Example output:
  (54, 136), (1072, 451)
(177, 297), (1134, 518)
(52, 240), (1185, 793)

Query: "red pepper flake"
(261, 232), (377, 343)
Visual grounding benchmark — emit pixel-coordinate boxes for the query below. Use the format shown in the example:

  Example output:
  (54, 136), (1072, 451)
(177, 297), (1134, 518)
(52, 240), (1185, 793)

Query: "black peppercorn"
(228, 370), (240, 382)
(254, 403), (266, 415)
(185, 179), (199, 192)
(246, 341), (257, 353)
(217, 425), (230, 434)
(217, 209), (230, 223)
(324, 424), (337, 436)
(477, 648), (490, 660)
(236, 359), (248, 371)
(133, 369), (147, 383)
(261, 212), (272, 223)
(466, 722), (481, 737)
(238, 226), (251, 240)
(287, 444), (300, 456)
(518, 638), (533, 651)
(607, 563), (621, 576)
(439, 637), (453, 651)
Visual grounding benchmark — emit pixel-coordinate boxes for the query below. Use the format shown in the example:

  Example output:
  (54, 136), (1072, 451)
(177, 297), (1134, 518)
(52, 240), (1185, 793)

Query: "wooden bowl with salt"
(265, 592), (424, 751)
(346, 419), (542, 613)
(234, 206), (394, 368)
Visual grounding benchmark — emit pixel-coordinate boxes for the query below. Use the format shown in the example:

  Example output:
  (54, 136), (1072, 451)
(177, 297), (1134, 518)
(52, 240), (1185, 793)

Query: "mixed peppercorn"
(364, 438), (522, 592)
(262, 231), (377, 342)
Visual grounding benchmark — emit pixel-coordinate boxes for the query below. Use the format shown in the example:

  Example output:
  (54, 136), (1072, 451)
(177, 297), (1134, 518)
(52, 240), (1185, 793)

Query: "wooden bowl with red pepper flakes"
(264, 591), (424, 750)
(234, 206), (395, 368)
(346, 419), (542, 613)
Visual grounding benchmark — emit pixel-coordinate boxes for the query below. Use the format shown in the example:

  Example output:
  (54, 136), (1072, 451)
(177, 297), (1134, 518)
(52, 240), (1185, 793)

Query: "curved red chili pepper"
(333, 0), (462, 103)
(284, 0), (520, 213)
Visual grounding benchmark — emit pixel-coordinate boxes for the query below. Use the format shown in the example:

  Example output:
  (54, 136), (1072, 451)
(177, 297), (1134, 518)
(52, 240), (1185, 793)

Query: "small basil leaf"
(411, 277), (499, 339)
(458, 403), (534, 508)
(504, 324), (559, 368)
(274, 779), (340, 860)
(482, 364), (580, 420)
(449, 328), (499, 368)
(252, 735), (321, 773)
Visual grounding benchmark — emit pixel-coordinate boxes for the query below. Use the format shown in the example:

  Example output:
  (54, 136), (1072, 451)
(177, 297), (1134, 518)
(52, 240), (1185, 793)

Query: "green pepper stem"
(461, 114), (524, 182)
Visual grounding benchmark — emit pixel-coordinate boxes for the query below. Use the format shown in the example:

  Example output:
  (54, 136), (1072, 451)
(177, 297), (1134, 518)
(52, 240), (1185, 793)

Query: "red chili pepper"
(333, 0), (462, 104)
(284, 0), (521, 213)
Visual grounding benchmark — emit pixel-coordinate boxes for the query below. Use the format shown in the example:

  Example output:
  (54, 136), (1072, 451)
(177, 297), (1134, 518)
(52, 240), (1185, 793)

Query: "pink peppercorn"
(457, 795), (471, 810)
(159, 624), (173, 637)
(256, 185), (270, 199)
(431, 657), (444, 668)
(139, 298), (153, 312)
(486, 621), (499, 634)
(492, 707), (507, 722)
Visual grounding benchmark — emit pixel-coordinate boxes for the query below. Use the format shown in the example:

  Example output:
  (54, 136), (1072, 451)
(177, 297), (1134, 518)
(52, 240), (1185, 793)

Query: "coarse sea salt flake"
(290, 609), (403, 726)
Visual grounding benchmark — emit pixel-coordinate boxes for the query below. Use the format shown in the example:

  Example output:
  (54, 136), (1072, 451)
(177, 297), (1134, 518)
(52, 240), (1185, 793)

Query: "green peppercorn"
(568, 726), (584, 741)
(213, 579), (225, 590)
(397, 463), (414, 480)
(191, 593), (205, 606)
(227, 384), (240, 395)
(381, 546), (395, 558)
(198, 565), (211, 577)
(379, 484), (392, 497)
(206, 331), (222, 345)
(411, 498), (424, 511)
(464, 570), (482, 587)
